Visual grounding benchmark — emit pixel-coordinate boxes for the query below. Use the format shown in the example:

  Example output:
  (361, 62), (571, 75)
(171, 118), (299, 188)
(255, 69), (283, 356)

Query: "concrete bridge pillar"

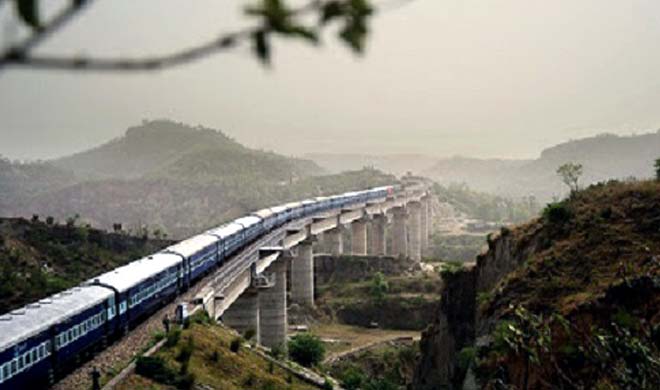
(351, 219), (368, 255)
(391, 206), (408, 258)
(408, 201), (422, 262)
(420, 196), (429, 252)
(369, 214), (387, 256)
(259, 259), (288, 349)
(290, 241), (314, 306)
(222, 287), (260, 343)
(326, 226), (344, 255)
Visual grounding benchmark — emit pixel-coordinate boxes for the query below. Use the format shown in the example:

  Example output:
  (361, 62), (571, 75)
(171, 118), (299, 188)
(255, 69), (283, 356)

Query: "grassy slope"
(476, 180), (660, 389)
(316, 273), (443, 331)
(118, 319), (317, 390)
(0, 217), (171, 314)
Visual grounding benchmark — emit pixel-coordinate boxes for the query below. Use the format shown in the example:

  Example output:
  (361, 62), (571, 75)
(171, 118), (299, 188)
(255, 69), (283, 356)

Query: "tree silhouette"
(556, 162), (583, 195)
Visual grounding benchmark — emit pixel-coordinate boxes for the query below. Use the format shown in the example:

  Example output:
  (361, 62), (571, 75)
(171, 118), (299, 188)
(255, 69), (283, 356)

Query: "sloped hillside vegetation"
(118, 313), (318, 390)
(475, 180), (660, 389)
(0, 217), (172, 314)
(414, 179), (660, 390)
(2, 120), (397, 238)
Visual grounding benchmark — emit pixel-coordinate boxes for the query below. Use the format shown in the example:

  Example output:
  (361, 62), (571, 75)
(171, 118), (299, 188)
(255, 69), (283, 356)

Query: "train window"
(16, 358), (22, 372)
(24, 352), (31, 366)
(0, 363), (3, 383)
(3, 363), (9, 379)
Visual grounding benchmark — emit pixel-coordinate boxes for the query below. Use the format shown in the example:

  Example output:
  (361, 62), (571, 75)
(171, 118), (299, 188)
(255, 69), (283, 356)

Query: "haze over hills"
(303, 153), (439, 176)
(54, 119), (322, 181)
(0, 120), (395, 238)
(306, 131), (660, 201)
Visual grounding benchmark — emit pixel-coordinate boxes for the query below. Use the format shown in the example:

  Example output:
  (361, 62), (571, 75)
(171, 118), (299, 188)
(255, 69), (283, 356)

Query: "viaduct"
(193, 181), (435, 349)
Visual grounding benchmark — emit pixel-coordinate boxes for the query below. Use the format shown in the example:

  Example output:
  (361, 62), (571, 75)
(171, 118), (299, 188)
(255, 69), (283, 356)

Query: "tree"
(287, 333), (325, 367)
(2, 0), (382, 72)
(556, 163), (583, 195)
(369, 272), (389, 303)
(655, 158), (660, 180)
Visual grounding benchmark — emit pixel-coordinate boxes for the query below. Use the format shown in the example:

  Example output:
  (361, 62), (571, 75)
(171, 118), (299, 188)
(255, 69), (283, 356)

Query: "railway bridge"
(195, 183), (434, 348)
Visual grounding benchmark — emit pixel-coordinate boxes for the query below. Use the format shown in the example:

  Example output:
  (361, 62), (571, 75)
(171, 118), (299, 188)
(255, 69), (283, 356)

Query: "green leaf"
(253, 30), (270, 65)
(290, 26), (318, 44)
(320, 1), (344, 25)
(14, 0), (40, 29)
(339, 20), (368, 53)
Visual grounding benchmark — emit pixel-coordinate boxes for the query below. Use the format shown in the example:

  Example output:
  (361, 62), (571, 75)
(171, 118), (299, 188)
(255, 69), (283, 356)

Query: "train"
(0, 185), (394, 389)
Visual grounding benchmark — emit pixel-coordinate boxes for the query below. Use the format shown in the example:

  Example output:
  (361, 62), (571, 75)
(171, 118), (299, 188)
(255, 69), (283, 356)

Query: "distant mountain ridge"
(0, 120), (394, 238)
(54, 119), (322, 181)
(424, 131), (660, 200)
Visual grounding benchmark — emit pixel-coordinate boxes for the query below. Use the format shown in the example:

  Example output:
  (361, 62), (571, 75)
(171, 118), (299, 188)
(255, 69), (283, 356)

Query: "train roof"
(270, 205), (287, 213)
(282, 201), (304, 209)
(0, 285), (112, 354)
(301, 199), (316, 205)
(166, 234), (219, 257)
(92, 253), (182, 293)
(252, 208), (274, 219)
(232, 215), (261, 227)
(206, 222), (244, 238)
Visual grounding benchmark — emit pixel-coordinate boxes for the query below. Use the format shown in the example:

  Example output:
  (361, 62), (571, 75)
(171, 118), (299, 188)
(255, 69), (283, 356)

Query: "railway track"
(52, 219), (304, 390)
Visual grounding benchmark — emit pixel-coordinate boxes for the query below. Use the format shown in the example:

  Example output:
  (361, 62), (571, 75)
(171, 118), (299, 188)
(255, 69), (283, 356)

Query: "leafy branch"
(1, 0), (395, 72)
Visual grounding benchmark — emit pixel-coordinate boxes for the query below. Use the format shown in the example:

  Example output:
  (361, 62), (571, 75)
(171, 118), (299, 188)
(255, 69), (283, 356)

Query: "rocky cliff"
(413, 179), (660, 389)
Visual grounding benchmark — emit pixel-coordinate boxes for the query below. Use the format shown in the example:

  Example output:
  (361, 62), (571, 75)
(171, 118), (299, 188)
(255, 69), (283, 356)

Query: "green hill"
(0, 217), (172, 314)
(53, 119), (323, 181)
(414, 179), (660, 389)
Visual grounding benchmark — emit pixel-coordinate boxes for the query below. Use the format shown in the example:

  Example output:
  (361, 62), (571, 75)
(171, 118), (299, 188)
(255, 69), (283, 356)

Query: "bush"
(230, 337), (242, 353)
(542, 201), (572, 225)
(339, 365), (365, 390)
(135, 356), (177, 384)
(176, 336), (194, 363)
(321, 378), (334, 390)
(134, 355), (196, 390)
(244, 328), (256, 341)
(269, 342), (286, 359)
(288, 333), (325, 367)
(165, 329), (181, 348)
(369, 272), (389, 303)
(655, 158), (660, 180)
(363, 378), (398, 390)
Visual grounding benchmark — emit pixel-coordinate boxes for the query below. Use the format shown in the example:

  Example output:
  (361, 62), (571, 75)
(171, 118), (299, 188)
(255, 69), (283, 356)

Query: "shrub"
(340, 365), (365, 390)
(369, 272), (389, 303)
(321, 378), (334, 390)
(655, 158), (660, 180)
(244, 328), (257, 341)
(269, 342), (286, 359)
(288, 333), (325, 367)
(542, 201), (572, 225)
(363, 378), (398, 390)
(133, 355), (196, 389)
(230, 337), (242, 353)
(176, 336), (194, 363)
(209, 350), (219, 362)
(135, 356), (177, 384)
(165, 329), (181, 348)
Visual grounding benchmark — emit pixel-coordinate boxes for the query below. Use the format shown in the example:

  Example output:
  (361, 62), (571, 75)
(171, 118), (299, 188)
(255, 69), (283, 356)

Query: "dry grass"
(117, 321), (316, 390)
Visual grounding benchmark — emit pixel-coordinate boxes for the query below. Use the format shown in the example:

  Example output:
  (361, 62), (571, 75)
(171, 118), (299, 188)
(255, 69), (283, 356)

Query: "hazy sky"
(1, 0), (660, 160)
